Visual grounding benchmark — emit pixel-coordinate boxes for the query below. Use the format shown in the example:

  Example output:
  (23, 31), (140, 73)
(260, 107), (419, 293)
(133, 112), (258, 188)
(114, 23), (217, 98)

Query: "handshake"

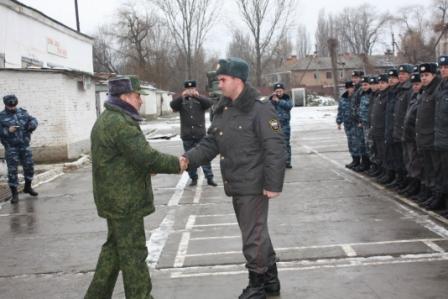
(179, 155), (189, 172)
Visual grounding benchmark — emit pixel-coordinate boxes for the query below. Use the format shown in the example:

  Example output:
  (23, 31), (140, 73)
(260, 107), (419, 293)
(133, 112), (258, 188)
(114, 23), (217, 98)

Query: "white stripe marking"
(185, 215), (196, 230)
(174, 232), (191, 268)
(190, 235), (240, 241)
(341, 245), (357, 257)
(192, 173), (204, 204)
(192, 222), (238, 228)
(167, 172), (189, 206)
(423, 240), (445, 253)
(195, 213), (235, 218)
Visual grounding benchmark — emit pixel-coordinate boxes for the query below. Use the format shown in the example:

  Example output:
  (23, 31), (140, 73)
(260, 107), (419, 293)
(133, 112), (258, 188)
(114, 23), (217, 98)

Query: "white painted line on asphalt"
(170, 252), (448, 278)
(147, 173), (189, 267)
(192, 222), (238, 228)
(167, 172), (189, 206)
(423, 240), (446, 253)
(190, 235), (240, 241)
(185, 215), (196, 230)
(302, 145), (448, 227)
(183, 238), (445, 258)
(341, 245), (357, 257)
(195, 213), (235, 218)
(174, 232), (191, 268)
(193, 173), (204, 204)
(331, 169), (353, 183)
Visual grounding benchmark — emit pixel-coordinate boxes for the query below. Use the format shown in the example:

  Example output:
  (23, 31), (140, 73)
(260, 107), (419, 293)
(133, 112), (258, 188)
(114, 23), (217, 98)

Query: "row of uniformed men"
(337, 55), (448, 218)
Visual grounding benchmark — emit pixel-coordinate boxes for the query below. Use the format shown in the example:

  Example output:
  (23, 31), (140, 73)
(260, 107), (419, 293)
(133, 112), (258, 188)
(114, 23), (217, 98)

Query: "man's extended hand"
(263, 189), (280, 199)
(179, 156), (189, 172)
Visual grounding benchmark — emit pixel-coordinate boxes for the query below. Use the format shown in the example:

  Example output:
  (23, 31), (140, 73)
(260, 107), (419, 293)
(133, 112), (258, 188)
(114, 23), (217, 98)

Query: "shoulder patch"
(269, 118), (280, 132)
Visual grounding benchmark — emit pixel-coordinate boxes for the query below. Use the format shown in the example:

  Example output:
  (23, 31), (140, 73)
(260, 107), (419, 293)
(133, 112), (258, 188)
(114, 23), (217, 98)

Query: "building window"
(0, 53), (4, 68)
(326, 72), (332, 79)
(314, 72), (320, 80)
(21, 57), (43, 68)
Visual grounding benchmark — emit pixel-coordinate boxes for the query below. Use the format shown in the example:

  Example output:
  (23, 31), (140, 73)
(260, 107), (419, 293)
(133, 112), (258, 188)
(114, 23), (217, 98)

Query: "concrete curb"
(0, 154), (91, 202)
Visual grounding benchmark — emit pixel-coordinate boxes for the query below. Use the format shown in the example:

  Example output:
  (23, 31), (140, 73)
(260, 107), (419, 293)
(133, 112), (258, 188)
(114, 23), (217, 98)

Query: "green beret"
(216, 57), (249, 82)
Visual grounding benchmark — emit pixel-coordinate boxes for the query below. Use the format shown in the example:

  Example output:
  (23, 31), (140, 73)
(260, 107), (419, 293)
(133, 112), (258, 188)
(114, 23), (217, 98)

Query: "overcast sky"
(19, 0), (431, 56)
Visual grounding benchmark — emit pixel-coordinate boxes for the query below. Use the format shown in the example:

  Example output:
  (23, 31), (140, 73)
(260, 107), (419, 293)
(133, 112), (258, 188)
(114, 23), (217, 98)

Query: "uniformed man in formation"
(338, 56), (448, 218)
(180, 57), (287, 299)
(0, 94), (39, 204)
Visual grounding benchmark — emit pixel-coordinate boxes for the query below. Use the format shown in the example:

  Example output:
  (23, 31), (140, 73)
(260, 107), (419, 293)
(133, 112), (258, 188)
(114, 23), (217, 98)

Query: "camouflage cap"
(108, 76), (149, 96)
(216, 57), (249, 82)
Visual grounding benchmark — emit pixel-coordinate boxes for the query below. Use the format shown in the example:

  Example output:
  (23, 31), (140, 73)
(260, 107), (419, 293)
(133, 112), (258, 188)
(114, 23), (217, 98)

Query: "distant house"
(266, 54), (397, 95)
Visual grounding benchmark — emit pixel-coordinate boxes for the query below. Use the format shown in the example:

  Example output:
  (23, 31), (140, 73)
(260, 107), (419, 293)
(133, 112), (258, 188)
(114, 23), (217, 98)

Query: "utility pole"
(74, 0), (80, 32)
(328, 38), (339, 101)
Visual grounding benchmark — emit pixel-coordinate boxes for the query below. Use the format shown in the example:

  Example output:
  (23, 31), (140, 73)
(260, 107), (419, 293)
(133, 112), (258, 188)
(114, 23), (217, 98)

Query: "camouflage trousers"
(4, 146), (34, 187)
(85, 217), (154, 299)
(282, 123), (291, 165)
(344, 125), (366, 157)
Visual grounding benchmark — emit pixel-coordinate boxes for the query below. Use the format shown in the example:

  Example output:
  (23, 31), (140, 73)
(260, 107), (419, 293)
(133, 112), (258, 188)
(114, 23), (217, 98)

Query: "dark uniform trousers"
(85, 217), (153, 299)
(282, 122), (291, 166)
(421, 150), (441, 190)
(438, 151), (448, 194)
(182, 139), (213, 180)
(372, 136), (386, 166)
(390, 142), (406, 175)
(5, 146), (34, 187)
(402, 142), (423, 179)
(233, 194), (276, 274)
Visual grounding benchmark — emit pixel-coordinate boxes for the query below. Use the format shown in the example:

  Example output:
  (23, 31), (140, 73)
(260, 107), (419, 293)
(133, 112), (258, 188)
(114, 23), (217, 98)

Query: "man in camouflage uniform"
(0, 94), (38, 204)
(336, 81), (357, 168)
(85, 77), (182, 299)
(269, 82), (293, 168)
(356, 76), (373, 172)
(348, 70), (367, 170)
(181, 58), (286, 299)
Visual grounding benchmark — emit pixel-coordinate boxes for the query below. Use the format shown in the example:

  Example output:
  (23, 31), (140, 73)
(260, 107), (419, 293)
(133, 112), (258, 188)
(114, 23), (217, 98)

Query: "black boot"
(354, 155), (370, 172)
(189, 178), (198, 187)
(207, 178), (217, 187)
(345, 156), (356, 169)
(264, 264), (280, 296)
(9, 186), (18, 204)
(422, 192), (446, 211)
(24, 180), (38, 196)
(348, 156), (360, 170)
(404, 179), (421, 197)
(378, 170), (395, 185)
(239, 271), (266, 299)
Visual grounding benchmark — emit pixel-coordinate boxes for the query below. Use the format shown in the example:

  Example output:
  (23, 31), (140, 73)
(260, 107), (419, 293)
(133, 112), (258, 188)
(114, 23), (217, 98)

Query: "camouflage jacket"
(358, 89), (372, 127)
(185, 84), (286, 196)
(336, 92), (353, 127)
(91, 100), (180, 219)
(268, 94), (293, 125)
(0, 107), (38, 148)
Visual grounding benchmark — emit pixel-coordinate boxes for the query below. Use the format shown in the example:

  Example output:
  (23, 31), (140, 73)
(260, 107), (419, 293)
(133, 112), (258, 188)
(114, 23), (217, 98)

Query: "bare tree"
(235, 0), (296, 87)
(227, 29), (255, 65)
(395, 5), (436, 63)
(152, 0), (219, 79)
(296, 24), (311, 58)
(92, 25), (121, 73)
(337, 4), (389, 55)
(315, 9), (329, 56)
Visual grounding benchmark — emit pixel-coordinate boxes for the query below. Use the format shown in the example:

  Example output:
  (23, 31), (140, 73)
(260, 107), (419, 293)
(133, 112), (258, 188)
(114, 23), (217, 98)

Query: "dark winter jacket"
(416, 76), (442, 150)
(336, 92), (353, 127)
(434, 78), (448, 150)
(392, 80), (413, 142)
(170, 95), (214, 140)
(402, 92), (421, 143)
(370, 89), (389, 138)
(269, 94), (293, 126)
(385, 84), (399, 144)
(185, 84), (287, 196)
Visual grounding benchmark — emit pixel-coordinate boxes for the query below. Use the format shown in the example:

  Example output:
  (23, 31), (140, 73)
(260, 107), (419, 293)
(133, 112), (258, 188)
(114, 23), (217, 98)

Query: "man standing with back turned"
(85, 76), (183, 299)
(181, 58), (287, 299)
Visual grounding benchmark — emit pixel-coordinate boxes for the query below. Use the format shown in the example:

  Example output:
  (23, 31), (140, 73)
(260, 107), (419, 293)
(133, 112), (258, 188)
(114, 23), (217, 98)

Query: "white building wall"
(0, 1), (93, 73)
(62, 77), (96, 159)
(141, 90), (158, 116)
(0, 70), (96, 161)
